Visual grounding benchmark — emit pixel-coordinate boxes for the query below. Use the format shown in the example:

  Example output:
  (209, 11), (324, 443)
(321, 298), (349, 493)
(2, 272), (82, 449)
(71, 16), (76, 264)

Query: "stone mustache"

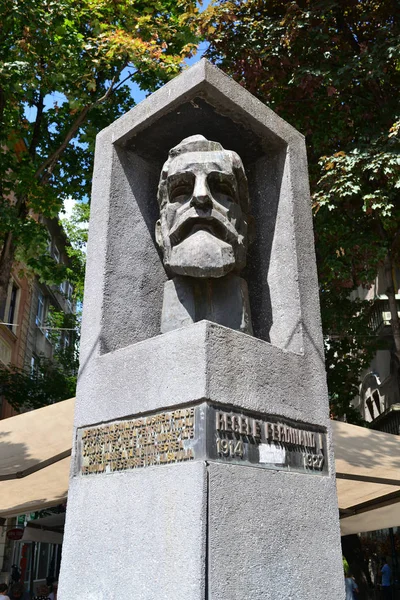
(156, 135), (253, 335)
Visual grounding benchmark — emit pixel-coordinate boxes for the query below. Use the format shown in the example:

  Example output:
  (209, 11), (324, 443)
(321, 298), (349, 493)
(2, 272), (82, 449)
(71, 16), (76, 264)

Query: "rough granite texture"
(59, 60), (344, 600)
(74, 320), (329, 430)
(208, 463), (344, 600)
(160, 276), (253, 335)
(78, 59), (320, 363)
(59, 462), (207, 600)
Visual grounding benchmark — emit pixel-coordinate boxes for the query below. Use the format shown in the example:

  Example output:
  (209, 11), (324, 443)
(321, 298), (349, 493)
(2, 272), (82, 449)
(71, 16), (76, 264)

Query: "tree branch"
(34, 105), (91, 182)
(34, 72), (121, 183)
(94, 72), (120, 105)
(29, 91), (45, 157)
(112, 69), (136, 94)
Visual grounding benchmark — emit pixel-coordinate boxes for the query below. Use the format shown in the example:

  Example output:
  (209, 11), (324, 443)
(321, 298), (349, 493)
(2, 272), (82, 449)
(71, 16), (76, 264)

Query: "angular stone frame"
(59, 60), (345, 600)
(81, 59), (321, 364)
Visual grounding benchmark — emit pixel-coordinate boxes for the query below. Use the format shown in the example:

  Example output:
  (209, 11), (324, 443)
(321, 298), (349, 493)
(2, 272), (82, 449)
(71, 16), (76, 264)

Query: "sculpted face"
(156, 136), (251, 278)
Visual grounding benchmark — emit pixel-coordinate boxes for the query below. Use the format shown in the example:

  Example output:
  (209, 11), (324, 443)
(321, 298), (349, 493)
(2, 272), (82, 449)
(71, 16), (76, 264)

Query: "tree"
(0, 0), (199, 304)
(200, 0), (400, 420)
(60, 201), (89, 302)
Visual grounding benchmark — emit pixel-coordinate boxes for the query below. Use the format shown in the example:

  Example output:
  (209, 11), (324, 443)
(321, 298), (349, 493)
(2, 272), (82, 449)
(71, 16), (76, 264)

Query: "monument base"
(59, 327), (344, 600)
(59, 459), (343, 599)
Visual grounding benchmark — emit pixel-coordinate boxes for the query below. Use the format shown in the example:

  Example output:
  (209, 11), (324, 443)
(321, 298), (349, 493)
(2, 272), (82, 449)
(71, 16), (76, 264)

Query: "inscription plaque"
(79, 408), (195, 475)
(77, 403), (328, 476)
(207, 406), (327, 474)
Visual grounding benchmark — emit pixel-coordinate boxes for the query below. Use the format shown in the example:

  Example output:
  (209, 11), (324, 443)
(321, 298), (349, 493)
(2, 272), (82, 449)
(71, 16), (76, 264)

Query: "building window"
(366, 397), (375, 421)
(31, 355), (38, 375)
(1, 280), (20, 334)
(53, 245), (60, 263)
(7, 284), (18, 332)
(364, 390), (383, 422)
(372, 390), (382, 415)
(36, 292), (45, 328)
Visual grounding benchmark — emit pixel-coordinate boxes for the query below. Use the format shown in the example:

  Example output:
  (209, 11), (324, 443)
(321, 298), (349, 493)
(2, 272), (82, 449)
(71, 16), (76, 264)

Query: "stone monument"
(157, 134), (253, 334)
(58, 59), (344, 599)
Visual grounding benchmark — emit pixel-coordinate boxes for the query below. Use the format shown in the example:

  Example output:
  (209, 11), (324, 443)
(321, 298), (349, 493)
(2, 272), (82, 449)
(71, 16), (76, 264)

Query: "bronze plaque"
(206, 406), (328, 475)
(78, 407), (195, 475)
(77, 403), (328, 476)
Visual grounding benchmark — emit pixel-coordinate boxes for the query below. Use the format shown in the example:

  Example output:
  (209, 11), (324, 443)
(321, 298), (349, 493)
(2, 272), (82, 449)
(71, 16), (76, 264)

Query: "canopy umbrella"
(1, 399), (399, 535)
(332, 419), (400, 535)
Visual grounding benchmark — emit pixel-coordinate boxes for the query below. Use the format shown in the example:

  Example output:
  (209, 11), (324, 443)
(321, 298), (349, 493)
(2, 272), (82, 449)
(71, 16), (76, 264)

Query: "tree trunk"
(0, 231), (15, 319)
(384, 252), (400, 363)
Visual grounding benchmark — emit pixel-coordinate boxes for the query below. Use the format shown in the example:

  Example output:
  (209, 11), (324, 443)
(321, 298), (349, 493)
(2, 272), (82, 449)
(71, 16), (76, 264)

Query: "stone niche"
(83, 59), (318, 366)
(59, 61), (344, 600)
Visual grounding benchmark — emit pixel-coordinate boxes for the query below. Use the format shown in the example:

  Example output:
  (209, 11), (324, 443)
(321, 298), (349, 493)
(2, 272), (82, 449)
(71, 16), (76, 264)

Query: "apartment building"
(352, 266), (400, 434)
(0, 217), (75, 419)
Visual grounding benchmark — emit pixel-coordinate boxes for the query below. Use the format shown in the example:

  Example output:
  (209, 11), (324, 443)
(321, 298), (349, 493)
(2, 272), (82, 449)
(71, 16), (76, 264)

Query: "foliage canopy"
(0, 0), (199, 301)
(0, 0), (199, 409)
(201, 0), (400, 420)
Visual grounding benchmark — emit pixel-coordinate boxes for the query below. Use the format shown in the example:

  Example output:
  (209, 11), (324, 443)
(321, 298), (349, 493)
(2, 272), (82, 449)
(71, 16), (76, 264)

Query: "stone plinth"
(58, 59), (344, 600)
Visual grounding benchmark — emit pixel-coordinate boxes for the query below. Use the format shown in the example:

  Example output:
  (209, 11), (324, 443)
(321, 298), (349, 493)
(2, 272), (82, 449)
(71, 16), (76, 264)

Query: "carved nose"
(190, 178), (213, 211)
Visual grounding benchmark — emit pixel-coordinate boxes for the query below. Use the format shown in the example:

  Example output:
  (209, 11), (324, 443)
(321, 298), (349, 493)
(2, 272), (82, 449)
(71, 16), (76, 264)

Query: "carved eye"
(170, 184), (192, 202)
(208, 176), (235, 201)
(217, 183), (234, 197)
(168, 173), (194, 203)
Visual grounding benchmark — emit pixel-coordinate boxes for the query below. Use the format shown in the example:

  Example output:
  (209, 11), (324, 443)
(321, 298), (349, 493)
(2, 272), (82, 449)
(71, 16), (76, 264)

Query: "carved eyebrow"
(180, 161), (222, 171)
(167, 172), (194, 186)
(207, 171), (236, 182)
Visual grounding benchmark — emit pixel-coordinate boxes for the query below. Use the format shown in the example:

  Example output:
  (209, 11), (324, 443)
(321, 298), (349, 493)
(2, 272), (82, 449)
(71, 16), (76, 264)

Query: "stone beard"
(156, 135), (250, 278)
(156, 135), (253, 335)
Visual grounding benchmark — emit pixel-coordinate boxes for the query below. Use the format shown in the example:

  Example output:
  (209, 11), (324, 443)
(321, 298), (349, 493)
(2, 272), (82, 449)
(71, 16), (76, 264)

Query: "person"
(344, 573), (358, 599)
(48, 581), (57, 600)
(9, 582), (24, 600)
(32, 584), (49, 600)
(0, 583), (11, 600)
(380, 556), (392, 599)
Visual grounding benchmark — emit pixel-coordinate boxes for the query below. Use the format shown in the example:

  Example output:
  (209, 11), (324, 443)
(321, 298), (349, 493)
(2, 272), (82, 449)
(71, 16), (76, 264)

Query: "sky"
(62, 197), (77, 220)
(21, 7), (211, 215)
(114, 39), (209, 106)
(25, 42), (209, 124)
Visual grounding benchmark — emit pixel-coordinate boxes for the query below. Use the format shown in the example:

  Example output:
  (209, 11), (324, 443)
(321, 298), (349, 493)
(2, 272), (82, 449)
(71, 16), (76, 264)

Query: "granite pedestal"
(58, 60), (344, 599)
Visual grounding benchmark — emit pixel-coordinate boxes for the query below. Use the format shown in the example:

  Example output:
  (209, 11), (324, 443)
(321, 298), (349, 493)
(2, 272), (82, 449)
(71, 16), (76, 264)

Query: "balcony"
(369, 298), (400, 334)
(370, 403), (400, 436)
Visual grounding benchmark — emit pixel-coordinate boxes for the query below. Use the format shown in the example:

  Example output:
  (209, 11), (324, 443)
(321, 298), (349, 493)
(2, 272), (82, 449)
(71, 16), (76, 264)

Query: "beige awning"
(332, 420), (400, 535)
(0, 398), (74, 517)
(0, 397), (74, 480)
(340, 502), (400, 536)
(21, 514), (65, 544)
(0, 456), (70, 517)
(1, 400), (400, 535)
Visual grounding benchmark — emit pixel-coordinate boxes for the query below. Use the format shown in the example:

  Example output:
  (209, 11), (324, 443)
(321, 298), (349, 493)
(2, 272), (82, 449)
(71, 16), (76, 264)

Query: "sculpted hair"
(157, 135), (250, 212)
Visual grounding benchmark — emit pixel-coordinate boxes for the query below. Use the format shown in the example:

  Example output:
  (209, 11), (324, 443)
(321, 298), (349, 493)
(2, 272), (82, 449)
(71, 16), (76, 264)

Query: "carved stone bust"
(156, 135), (253, 335)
